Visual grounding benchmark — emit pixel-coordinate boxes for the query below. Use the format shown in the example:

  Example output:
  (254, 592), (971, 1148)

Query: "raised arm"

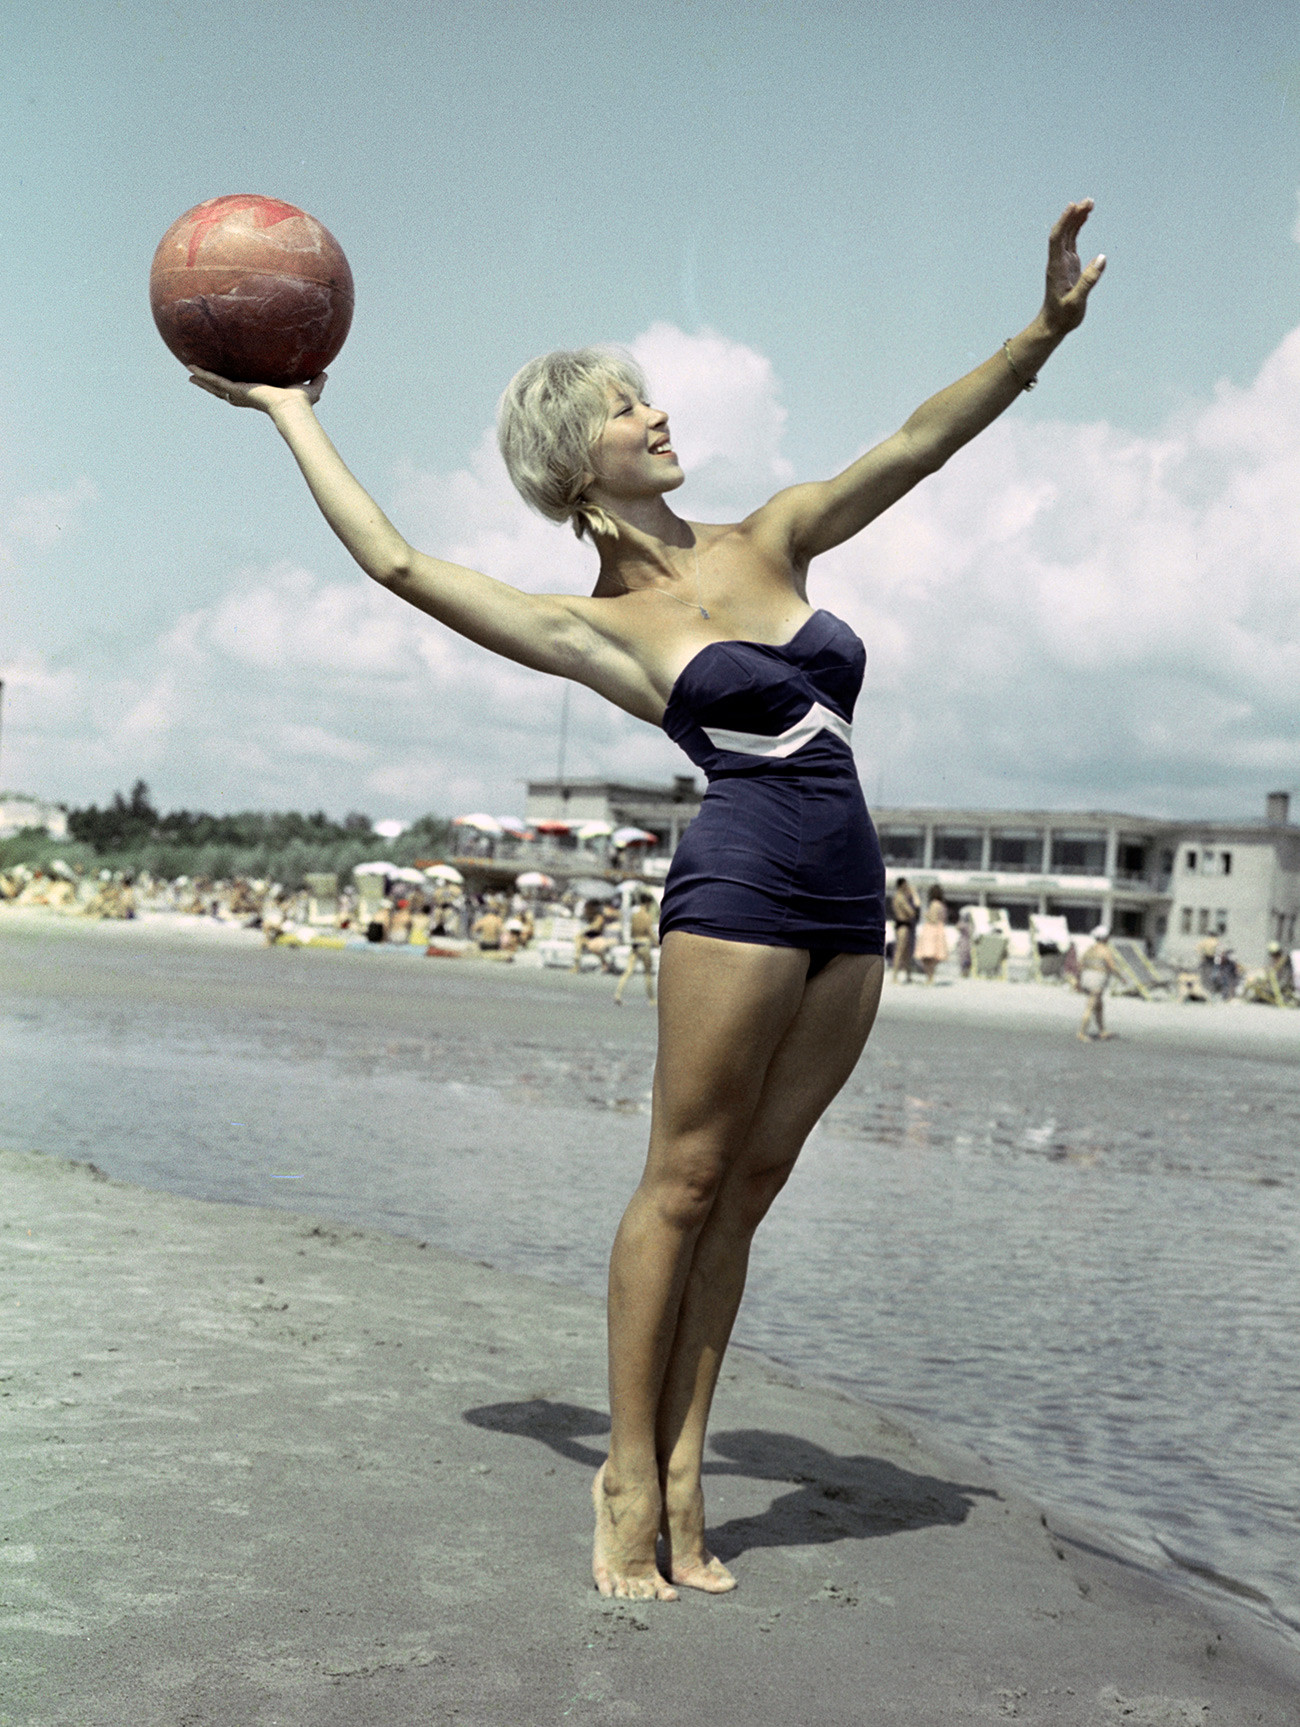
(765, 200), (1106, 563)
(188, 371), (599, 681)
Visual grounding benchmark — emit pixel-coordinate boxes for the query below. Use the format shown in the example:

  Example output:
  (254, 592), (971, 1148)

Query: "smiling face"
(586, 382), (685, 506)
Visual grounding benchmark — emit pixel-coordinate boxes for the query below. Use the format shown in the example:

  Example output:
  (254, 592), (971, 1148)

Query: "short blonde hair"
(496, 346), (649, 542)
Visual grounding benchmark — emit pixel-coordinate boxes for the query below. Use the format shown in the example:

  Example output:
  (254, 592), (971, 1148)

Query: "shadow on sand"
(463, 1398), (995, 1557)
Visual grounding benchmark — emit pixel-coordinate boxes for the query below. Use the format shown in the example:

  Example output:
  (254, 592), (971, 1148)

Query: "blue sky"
(3, 1), (1300, 821)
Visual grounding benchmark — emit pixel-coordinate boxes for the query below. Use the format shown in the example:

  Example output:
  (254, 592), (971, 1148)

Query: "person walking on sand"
(1077, 924), (1122, 1041)
(614, 892), (658, 1005)
(189, 198), (1104, 1602)
(914, 885), (949, 984)
(890, 876), (920, 982)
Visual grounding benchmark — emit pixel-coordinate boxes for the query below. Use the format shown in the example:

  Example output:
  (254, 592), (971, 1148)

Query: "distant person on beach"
(191, 198), (1104, 1601)
(891, 877), (920, 982)
(914, 885), (949, 984)
(472, 906), (503, 950)
(614, 893), (658, 1005)
(572, 902), (612, 971)
(1267, 941), (1296, 1002)
(1077, 925), (1122, 1041)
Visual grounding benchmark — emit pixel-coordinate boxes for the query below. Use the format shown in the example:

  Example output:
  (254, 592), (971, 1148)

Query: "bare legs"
(593, 935), (884, 1599)
(1078, 988), (1111, 1039)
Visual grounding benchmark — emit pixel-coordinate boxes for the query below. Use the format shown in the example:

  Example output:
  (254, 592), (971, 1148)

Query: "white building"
(521, 780), (1298, 969)
(873, 791), (1299, 968)
(1163, 793), (1300, 967)
(0, 796), (68, 842)
(525, 775), (702, 857)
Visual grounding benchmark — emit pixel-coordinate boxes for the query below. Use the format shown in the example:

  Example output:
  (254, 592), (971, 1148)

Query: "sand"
(3, 1146), (1299, 1726)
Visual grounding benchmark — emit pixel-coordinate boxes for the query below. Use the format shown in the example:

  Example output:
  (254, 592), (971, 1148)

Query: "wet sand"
(4, 1145), (1299, 1725)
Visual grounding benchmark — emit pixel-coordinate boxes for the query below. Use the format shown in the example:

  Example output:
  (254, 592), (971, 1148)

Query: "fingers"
(187, 366), (241, 402)
(1049, 198), (1095, 245)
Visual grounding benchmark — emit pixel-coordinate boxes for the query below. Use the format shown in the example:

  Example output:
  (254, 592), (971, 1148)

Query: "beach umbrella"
(496, 815), (531, 835)
(423, 863), (464, 885)
(532, 818), (574, 835)
(453, 812), (504, 835)
(612, 826), (657, 847)
(353, 860), (398, 876)
(387, 866), (427, 885)
(515, 870), (555, 890)
(570, 877), (619, 901)
(576, 821), (614, 841)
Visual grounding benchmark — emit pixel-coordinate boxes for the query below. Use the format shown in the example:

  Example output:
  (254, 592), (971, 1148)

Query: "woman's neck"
(593, 500), (696, 584)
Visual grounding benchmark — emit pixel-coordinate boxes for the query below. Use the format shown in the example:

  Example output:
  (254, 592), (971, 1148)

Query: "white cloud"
(1, 477), (97, 562)
(6, 322), (1300, 821)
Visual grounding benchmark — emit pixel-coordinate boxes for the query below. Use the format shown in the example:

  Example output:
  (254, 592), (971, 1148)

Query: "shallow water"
(2, 919), (1298, 1637)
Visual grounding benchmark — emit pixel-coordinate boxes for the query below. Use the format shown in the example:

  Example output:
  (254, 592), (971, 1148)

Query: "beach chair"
(536, 914), (580, 968)
(1028, 914), (1071, 982)
(1110, 938), (1177, 999)
(972, 931), (1009, 980)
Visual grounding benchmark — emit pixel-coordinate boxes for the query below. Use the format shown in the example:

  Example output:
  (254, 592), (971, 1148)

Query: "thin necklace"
(648, 541), (709, 618)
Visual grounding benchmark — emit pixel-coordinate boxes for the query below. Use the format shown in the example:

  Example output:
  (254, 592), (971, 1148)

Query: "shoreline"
(5, 902), (1299, 1062)
(4, 1146), (1299, 1724)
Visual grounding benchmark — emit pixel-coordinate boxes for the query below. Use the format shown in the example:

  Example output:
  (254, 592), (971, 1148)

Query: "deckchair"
(972, 931), (1010, 980)
(1110, 938), (1177, 999)
(1028, 914), (1071, 982)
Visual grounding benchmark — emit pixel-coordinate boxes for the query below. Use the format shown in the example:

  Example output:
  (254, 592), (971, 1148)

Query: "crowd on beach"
(884, 875), (1297, 1015)
(3, 857), (1295, 1015)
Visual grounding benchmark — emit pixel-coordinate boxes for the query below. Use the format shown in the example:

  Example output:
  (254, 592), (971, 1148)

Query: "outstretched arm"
(764, 200), (1106, 563)
(187, 371), (594, 678)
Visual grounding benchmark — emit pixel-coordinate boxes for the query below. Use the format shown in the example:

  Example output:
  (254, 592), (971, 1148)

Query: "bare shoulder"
(739, 484), (829, 573)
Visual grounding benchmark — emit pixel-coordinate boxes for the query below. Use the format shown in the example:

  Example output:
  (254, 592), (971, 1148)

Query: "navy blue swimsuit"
(658, 609), (887, 967)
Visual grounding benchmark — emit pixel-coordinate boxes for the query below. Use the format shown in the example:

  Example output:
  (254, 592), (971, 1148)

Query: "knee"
(724, 1156), (799, 1235)
(646, 1150), (729, 1233)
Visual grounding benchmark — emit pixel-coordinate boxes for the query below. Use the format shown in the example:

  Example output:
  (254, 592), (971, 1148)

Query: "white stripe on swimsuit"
(702, 701), (853, 759)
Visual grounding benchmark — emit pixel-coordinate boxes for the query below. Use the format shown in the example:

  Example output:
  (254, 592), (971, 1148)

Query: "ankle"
(660, 1458), (704, 1500)
(602, 1455), (657, 1500)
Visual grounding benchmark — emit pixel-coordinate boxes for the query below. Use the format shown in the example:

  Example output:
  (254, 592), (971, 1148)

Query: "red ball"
(150, 194), (354, 386)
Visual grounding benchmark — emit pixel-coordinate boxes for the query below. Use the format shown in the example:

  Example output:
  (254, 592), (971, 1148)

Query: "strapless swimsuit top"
(661, 609), (863, 778)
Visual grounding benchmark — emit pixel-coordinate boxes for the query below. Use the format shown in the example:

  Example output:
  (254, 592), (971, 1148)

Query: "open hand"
(187, 368), (327, 412)
(1042, 200), (1105, 335)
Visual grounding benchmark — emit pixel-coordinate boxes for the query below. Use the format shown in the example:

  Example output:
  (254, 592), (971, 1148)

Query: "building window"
(1185, 849), (1197, 872)
(1117, 908), (1145, 937)
(991, 901), (1033, 930)
(1221, 851), (1232, 876)
(1180, 907), (1193, 935)
(1116, 840), (1148, 880)
(878, 828), (923, 865)
(1197, 908), (1210, 934)
(1047, 899), (1103, 935)
(989, 831), (1043, 872)
(932, 829), (983, 867)
(1160, 850), (1174, 875)
(1155, 914), (1167, 936)
(1215, 909), (1228, 935)
(1051, 832), (1107, 875)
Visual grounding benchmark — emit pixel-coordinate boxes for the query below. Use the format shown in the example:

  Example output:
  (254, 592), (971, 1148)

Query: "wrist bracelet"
(1003, 339), (1037, 391)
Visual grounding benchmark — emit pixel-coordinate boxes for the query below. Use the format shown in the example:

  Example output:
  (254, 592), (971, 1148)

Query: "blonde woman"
(190, 200), (1104, 1602)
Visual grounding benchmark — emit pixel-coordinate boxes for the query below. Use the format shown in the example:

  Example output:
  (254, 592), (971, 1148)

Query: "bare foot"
(661, 1480), (737, 1594)
(592, 1465), (679, 1601)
